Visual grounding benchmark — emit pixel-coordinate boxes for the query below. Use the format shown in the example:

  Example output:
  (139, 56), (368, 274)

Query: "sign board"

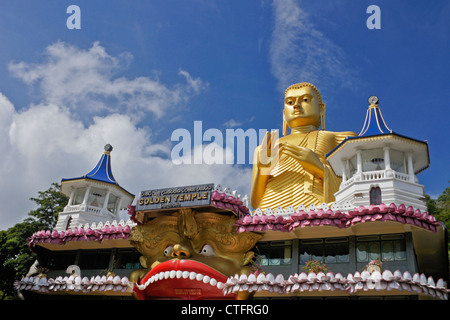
(136, 183), (214, 211)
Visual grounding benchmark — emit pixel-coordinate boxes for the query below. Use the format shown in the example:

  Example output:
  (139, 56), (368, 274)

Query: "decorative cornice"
(222, 270), (448, 300)
(235, 203), (440, 233)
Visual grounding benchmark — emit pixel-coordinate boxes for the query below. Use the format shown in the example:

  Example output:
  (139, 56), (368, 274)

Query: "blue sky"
(0, 0), (448, 230)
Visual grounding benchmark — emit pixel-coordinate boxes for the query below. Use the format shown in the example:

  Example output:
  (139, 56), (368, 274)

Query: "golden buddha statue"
(129, 208), (261, 300)
(251, 82), (356, 210)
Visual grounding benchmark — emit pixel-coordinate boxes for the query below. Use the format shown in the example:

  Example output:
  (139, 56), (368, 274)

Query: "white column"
(341, 160), (347, 182)
(103, 189), (111, 215)
(68, 189), (75, 206)
(383, 145), (391, 170)
(356, 150), (362, 173)
(115, 197), (124, 219)
(407, 152), (415, 182)
(82, 185), (91, 205)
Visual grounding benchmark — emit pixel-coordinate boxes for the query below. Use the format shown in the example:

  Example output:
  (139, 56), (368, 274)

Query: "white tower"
(326, 96), (430, 211)
(55, 144), (135, 230)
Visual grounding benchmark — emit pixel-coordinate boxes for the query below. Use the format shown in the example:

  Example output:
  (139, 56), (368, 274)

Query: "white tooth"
(164, 271), (170, 279)
(217, 282), (224, 289)
(176, 271), (183, 279)
(169, 270), (176, 279)
(158, 272), (164, 280)
(182, 271), (190, 279)
(189, 272), (197, 280)
(196, 273), (204, 281)
(150, 276), (155, 283)
(209, 278), (217, 286)
(203, 275), (210, 284)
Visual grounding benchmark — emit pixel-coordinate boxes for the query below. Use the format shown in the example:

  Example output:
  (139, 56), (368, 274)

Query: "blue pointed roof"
(358, 102), (392, 137)
(83, 146), (116, 184)
(61, 144), (134, 198)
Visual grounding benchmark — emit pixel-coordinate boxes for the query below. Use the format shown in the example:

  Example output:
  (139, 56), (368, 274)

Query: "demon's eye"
(164, 245), (173, 257)
(199, 244), (215, 257)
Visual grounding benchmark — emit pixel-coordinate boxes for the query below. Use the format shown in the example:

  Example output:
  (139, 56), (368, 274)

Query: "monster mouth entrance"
(133, 259), (237, 300)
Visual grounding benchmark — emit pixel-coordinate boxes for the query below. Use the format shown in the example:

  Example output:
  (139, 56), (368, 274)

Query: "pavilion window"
(88, 187), (107, 208)
(72, 187), (87, 205)
(362, 148), (385, 172)
(107, 193), (119, 213)
(370, 186), (382, 205)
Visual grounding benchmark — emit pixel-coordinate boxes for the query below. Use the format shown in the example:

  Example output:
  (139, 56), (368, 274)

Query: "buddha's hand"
(256, 131), (280, 175)
(278, 142), (325, 178)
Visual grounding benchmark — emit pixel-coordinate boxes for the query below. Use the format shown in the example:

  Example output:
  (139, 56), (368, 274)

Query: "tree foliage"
(426, 186), (450, 230)
(0, 183), (68, 299)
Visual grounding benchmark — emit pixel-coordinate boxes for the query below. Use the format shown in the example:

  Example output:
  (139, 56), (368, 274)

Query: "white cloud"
(269, 0), (355, 91)
(8, 41), (207, 120)
(0, 42), (250, 230)
(0, 100), (252, 230)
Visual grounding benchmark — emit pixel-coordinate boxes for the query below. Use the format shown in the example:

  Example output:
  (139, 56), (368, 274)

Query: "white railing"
(63, 204), (114, 217)
(342, 169), (415, 186)
(394, 171), (411, 182)
(362, 170), (385, 180)
(63, 204), (82, 212)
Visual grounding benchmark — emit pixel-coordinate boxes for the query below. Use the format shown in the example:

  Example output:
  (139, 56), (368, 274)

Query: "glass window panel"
(390, 149), (406, 173)
(270, 258), (281, 266)
(116, 249), (141, 269)
(88, 188), (106, 208)
(357, 242), (369, 262)
(348, 155), (357, 177)
(79, 250), (111, 269)
(326, 242), (349, 264)
(324, 254), (336, 264)
(283, 246), (292, 265)
(47, 251), (77, 270)
(337, 253), (349, 263)
(73, 187), (86, 205)
(299, 252), (310, 265)
(258, 241), (292, 266)
(324, 244), (337, 264)
(362, 149), (385, 172)
(107, 194), (118, 213)
(369, 242), (380, 260)
(394, 240), (406, 261)
(311, 253), (323, 263)
(381, 241), (394, 262)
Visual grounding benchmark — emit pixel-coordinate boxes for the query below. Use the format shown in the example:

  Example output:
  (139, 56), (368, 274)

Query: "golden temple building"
(15, 84), (448, 301)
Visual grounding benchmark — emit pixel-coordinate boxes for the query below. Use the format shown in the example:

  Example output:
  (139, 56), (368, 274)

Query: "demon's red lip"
(134, 259), (236, 300)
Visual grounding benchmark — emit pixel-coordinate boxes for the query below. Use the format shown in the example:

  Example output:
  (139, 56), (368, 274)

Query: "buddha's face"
(129, 209), (261, 300)
(284, 86), (321, 129)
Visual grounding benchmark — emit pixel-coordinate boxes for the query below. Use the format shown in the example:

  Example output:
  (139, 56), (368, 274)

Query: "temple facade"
(15, 94), (448, 301)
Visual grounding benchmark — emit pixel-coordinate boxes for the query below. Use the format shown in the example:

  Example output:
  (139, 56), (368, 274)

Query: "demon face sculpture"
(129, 208), (261, 300)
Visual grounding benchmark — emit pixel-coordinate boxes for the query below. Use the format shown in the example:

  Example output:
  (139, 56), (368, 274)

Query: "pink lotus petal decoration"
(235, 203), (441, 234)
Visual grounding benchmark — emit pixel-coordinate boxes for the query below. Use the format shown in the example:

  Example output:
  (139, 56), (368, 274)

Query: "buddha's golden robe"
(257, 130), (356, 210)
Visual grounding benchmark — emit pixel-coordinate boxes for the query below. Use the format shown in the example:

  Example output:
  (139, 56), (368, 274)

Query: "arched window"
(370, 187), (382, 205)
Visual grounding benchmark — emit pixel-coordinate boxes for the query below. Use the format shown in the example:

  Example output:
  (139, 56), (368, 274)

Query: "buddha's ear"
(319, 103), (326, 130)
